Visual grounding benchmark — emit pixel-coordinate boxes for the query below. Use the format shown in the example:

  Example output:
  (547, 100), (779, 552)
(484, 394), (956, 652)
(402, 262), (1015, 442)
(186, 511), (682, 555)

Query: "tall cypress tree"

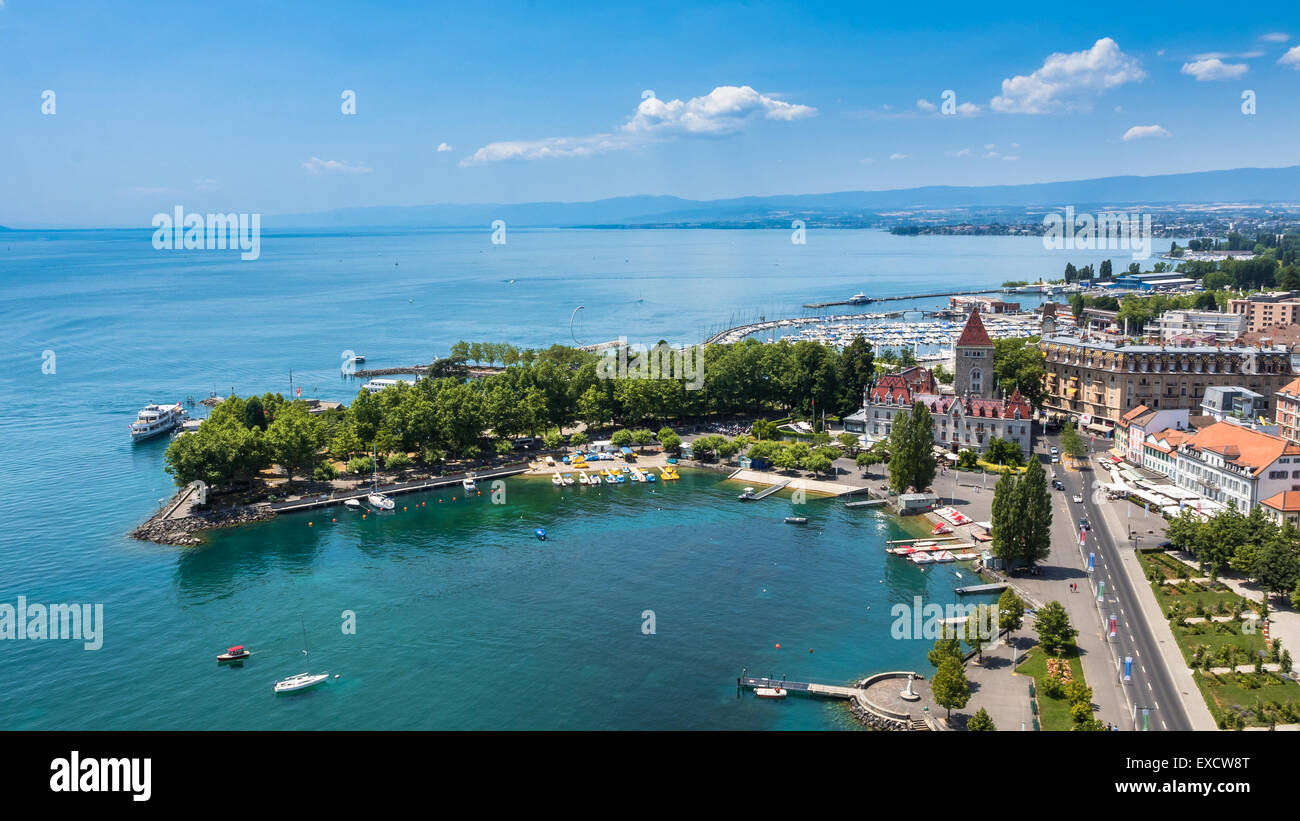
(1019, 457), (1053, 566)
(991, 470), (1021, 568)
(888, 407), (913, 495)
(909, 401), (936, 492)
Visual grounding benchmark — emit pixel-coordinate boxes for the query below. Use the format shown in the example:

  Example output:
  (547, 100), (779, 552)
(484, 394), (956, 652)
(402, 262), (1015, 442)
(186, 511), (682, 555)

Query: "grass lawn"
(1016, 642), (1087, 731)
(1194, 669), (1300, 728)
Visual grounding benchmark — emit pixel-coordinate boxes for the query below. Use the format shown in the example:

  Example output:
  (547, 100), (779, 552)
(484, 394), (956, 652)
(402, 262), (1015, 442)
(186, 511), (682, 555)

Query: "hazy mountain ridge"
(267, 164), (1300, 229)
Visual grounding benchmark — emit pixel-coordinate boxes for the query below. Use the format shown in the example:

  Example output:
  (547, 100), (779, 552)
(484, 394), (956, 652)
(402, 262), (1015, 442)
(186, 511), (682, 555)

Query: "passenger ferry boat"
(130, 402), (186, 442)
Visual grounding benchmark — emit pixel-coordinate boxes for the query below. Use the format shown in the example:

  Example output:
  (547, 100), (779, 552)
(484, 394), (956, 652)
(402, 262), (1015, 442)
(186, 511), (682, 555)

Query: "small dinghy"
(217, 645), (250, 664)
(344, 498), (363, 510)
(754, 687), (787, 699)
(784, 516), (808, 524)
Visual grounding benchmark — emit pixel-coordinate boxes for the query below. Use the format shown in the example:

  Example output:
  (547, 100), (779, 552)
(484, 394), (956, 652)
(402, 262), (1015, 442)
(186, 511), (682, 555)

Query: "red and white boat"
(217, 645), (250, 663)
(932, 523), (952, 535)
(754, 687), (787, 699)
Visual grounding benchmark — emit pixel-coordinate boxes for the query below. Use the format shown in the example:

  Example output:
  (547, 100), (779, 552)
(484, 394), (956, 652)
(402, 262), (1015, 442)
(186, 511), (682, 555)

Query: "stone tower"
(954, 308), (995, 398)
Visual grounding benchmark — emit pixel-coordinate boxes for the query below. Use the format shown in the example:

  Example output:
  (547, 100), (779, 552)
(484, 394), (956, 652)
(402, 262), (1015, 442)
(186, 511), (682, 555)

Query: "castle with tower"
(842, 309), (1034, 456)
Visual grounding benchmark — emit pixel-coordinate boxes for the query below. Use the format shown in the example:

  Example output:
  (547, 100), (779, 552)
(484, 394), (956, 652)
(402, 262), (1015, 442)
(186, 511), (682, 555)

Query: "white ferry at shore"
(130, 402), (186, 442)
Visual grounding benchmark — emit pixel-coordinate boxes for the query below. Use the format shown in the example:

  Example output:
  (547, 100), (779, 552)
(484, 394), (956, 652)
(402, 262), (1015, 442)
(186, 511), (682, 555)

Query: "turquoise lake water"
(0, 228), (1109, 729)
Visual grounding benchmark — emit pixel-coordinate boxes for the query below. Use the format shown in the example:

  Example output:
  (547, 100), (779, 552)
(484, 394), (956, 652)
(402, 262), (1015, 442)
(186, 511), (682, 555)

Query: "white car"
(1072, 494), (1083, 503)
(1050, 446), (1059, 455)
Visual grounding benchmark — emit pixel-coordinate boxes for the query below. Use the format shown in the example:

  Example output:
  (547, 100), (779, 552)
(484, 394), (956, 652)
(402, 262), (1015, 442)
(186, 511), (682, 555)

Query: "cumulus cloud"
(916, 98), (937, 112)
(1122, 124), (1170, 141)
(1181, 58), (1249, 80)
(1280, 45), (1300, 67)
(889, 152), (908, 160)
(991, 37), (1145, 114)
(462, 85), (815, 166)
(436, 142), (452, 152)
(302, 157), (372, 175)
(1260, 32), (1290, 43)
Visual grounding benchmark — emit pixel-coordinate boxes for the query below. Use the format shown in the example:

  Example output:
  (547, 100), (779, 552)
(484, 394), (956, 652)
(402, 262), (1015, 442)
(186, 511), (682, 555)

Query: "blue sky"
(2, 0), (1299, 226)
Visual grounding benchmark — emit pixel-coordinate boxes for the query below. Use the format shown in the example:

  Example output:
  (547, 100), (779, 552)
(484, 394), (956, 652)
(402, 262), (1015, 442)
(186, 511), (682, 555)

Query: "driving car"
(1072, 494), (1083, 503)
(1051, 479), (1065, 490)
(1079, 517), (1091, 531)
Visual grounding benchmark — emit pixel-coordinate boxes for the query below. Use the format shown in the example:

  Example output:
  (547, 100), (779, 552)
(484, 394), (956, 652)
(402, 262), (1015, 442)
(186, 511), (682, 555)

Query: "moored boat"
(130, 402), (186, 442)
(217, 645), (250, 663)
(784, 516), (808, 524)
(754, 687), (787, 699)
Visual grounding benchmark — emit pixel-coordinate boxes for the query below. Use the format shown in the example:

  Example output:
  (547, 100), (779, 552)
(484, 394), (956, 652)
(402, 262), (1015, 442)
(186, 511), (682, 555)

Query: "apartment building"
(1173, 421), (1300, 512)
(1228, 291), (1300, 334)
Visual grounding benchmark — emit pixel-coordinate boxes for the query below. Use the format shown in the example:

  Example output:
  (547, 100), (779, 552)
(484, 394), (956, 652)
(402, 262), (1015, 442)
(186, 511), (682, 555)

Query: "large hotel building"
(1038, 334), (1297, 432)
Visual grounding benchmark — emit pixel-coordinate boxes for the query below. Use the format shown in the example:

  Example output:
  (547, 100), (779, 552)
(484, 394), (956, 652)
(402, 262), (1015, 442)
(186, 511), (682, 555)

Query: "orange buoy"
(403, 506), (408, 511)
(332, 518), (336, 523)
(362, 514), (367, 519)
(809, 649), (814, 653)
(308, 522), (313, 527)
(775, 643), (781, 649)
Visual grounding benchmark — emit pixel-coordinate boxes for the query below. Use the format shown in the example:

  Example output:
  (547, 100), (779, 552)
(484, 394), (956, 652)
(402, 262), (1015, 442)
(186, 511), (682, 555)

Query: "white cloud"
(946, 148), (971, 157)
(1261, 32), (1290, 43)
(194, 178), (218, 191)
(1122, 124), (1170, 141)
(302, 157), (372, 175)
(1181, 58), (1249, 80)
(1279, 45), (1300, 68)
(889, 152), (908, 160)
(859, 157), (875, 164)
(955, 101), (981, 116)
(991, 37), (1146, 114)
(462, 85), (815, 166)
(436, 142), (452, 152)
(916, 98), (937, 112)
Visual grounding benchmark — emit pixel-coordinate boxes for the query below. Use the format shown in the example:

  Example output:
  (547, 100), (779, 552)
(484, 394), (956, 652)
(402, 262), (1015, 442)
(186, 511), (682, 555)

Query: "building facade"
(1116, 405), (1191, 464)
(1275, 376), (1300, 446)
(1173, 421), (1300, 512)
(1148, 309), (1245, 342)
(1038, 335), (1295, 429)
(1228, 291), (1300, 334)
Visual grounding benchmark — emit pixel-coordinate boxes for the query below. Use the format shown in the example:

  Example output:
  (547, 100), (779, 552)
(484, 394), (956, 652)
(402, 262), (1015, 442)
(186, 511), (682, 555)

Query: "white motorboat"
(130, 402), (186, 442)
(589, 471), (602, 485)
(578, 471), (590, 485)
(344, 498), (363, 510)
(755, 687), (787, 699)
(462, 474), (477, 492)
(551, 473), (564, 487)
(848, 292), (869, 304)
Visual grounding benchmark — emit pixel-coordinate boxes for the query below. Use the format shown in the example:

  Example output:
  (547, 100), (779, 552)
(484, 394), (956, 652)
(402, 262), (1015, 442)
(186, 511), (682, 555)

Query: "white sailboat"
(273, 615), (331, 694)
(367, 448), (394, 510)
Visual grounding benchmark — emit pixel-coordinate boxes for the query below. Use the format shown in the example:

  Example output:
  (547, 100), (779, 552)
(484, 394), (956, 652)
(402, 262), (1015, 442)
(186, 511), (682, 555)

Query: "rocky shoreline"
(131, 503), (275, 546)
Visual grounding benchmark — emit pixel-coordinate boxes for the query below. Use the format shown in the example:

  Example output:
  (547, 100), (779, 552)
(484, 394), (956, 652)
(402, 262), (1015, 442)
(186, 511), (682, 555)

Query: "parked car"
(1050, 446), (1059, 455)
(1052, 479), (1065, 491)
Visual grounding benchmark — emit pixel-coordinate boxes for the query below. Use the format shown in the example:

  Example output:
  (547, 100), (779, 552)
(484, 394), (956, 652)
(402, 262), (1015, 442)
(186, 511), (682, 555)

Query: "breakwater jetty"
(739, 672), (935, 730)
(801, 287), (1003, 309)
(132, 465), (530, 546)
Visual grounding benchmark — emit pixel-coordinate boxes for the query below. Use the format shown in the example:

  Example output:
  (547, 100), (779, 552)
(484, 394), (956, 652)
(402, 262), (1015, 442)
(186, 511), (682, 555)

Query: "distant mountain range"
(270, 164), (1300, 229)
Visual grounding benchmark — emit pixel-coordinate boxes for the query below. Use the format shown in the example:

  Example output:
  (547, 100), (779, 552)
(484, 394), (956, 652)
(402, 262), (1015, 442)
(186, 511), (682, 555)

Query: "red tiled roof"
(1183, 421), (1300, 477)
(1277, 376), (1300, 400)
(1261, 491), (1300, 512)
(1120, 404), (1151, 424)
(956, 308), (993, 348)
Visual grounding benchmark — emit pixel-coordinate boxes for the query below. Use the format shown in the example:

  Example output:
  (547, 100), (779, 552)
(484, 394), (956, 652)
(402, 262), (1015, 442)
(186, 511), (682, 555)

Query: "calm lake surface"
(1, 228), (1111, 728)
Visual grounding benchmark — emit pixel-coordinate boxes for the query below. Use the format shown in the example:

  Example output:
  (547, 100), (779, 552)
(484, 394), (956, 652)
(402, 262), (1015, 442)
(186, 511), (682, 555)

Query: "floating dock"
(844, 498), (887, 508)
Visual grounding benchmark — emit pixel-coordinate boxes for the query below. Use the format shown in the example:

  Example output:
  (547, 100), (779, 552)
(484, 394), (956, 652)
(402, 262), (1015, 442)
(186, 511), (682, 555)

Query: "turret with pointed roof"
(954, 308), (995, 398)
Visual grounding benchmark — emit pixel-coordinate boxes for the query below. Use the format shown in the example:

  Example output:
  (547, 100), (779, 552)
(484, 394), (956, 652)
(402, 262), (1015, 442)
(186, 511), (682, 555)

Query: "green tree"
(1255, 536), (1300, 599)
(1034, 601), (1078, 655)
(1017, 457), (1053, 566)
(1060, 422), (1087, 464)
(929, 624), (964, 668)
(967, 707), (996, 731)
(265, 402), (325, 487)
(931, 657), (971, 719)
(997, 588), (1026, 639)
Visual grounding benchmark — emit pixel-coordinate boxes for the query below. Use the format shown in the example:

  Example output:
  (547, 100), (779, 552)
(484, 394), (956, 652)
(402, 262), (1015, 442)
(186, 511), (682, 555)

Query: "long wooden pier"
(269, 465), (528, 513)
(740, 676), (861, 699)
(802, 288), (1003, 309)
(844, 498), (887, 508)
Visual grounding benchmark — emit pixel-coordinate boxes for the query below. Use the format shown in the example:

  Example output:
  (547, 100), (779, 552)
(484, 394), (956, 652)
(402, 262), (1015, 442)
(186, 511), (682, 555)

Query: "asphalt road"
(1045, 432), (1193, 731)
